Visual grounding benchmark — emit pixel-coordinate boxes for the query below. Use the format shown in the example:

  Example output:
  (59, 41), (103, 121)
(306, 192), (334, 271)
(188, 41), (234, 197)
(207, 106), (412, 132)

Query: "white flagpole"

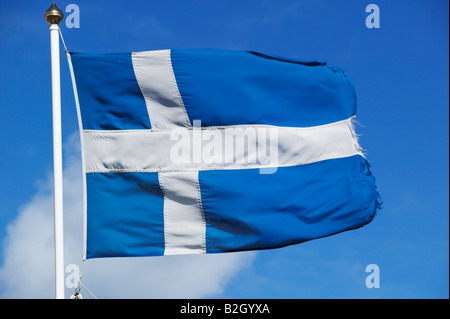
(45, 2), (65, 299)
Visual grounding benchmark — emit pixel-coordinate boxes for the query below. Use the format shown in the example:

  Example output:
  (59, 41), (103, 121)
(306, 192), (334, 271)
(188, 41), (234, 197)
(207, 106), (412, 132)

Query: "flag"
(67, 49), (381, 259)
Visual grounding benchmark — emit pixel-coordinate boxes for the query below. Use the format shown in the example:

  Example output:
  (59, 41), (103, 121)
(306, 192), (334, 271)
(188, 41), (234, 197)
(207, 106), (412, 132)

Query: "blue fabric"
(171, 49), (356, 127)
(200, 155), (379, 253)
(70, 52), (151, 130)
(86, 172), (165, 258)
(68, 49), (381, 259)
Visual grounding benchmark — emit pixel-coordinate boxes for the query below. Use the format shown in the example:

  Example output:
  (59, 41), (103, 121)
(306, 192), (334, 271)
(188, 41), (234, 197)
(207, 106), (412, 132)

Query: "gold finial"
(44, 2), (64, 25)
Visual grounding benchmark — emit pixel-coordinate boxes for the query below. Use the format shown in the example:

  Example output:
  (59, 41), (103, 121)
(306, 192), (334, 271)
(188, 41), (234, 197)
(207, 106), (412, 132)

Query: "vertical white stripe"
(159, 171), (206, 255)
(132, 50), (205, 254)
(131, 50), (204, 254)
(131, 50), (191, 129)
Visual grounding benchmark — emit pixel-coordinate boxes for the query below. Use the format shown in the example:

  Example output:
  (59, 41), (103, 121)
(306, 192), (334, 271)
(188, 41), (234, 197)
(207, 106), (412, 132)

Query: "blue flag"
(67, 49), (381, 259)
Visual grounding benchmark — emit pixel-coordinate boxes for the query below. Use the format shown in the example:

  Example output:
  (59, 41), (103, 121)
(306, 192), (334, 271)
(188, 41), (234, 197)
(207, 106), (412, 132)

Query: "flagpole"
(45, 2), (65, 299)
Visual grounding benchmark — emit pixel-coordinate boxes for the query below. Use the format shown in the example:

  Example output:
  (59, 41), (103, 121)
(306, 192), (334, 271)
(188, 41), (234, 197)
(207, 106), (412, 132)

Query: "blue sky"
(0, 0), (448, 298)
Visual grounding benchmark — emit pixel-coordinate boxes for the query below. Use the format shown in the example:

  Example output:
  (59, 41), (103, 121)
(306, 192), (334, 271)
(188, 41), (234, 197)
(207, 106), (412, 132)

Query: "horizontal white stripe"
(83, 118), (362, 173)
(159, 171), (205, 255)
(132, 50), (190, 129)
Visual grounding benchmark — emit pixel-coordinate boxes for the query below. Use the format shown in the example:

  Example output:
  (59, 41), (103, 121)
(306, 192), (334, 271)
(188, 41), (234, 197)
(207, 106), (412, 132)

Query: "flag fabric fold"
(67, 49), (381, 259)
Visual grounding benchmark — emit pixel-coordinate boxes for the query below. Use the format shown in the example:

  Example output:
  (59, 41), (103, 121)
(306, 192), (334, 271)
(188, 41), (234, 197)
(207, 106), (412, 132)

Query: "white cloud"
(0, 133), (255, 299)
